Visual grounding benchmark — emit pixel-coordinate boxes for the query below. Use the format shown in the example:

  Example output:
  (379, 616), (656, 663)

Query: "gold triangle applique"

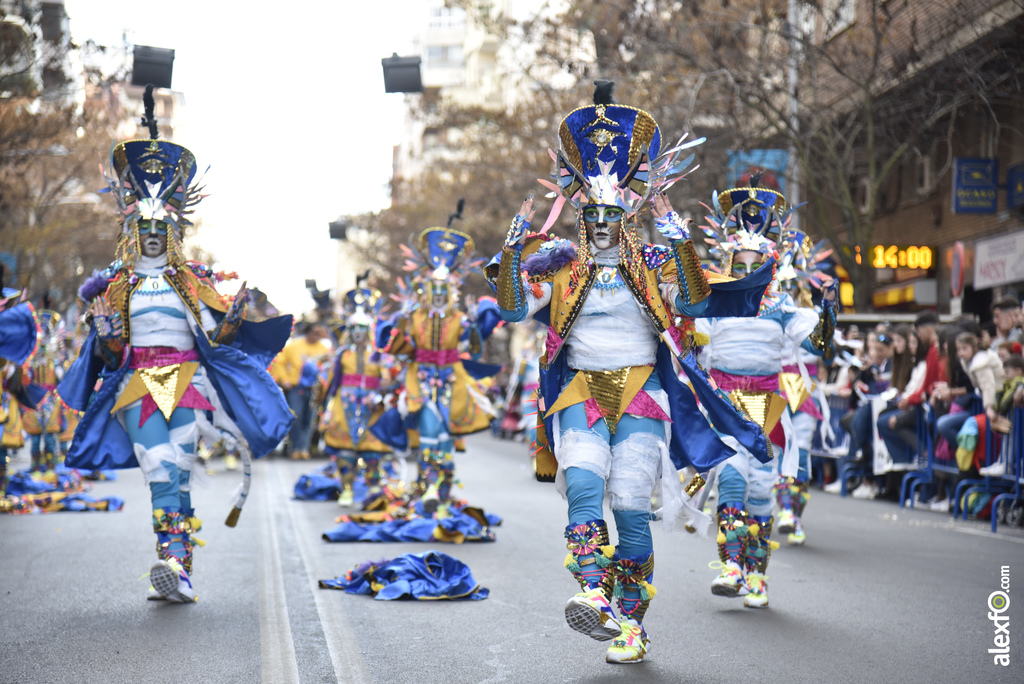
(138, 364), (182, 421)
(583, 368), (631, 434)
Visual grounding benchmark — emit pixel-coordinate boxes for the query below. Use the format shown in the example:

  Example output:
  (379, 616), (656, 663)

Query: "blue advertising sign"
(953, 157), (998, 214)
(1008, 161), (1024, 211)
(727, 149), (788, 198)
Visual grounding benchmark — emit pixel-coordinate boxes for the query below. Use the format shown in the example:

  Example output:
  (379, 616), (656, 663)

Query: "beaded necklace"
(593, 265), (625, 292)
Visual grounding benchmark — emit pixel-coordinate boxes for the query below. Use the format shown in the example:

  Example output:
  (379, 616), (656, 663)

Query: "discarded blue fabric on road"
(2, 491), (124, 514)
(293, 462), (401, 502)
(319, 550), (489, 600)
(293, 465), (341, 501)
(322, 506), (498, 543)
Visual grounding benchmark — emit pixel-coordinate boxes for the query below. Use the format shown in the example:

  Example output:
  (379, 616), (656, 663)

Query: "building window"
(428, 6), (466, 31)
(427, 44), (464, 66)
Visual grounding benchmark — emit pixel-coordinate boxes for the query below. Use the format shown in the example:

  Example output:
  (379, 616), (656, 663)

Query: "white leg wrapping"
(553, 428), (613, 502)
(133, 443), (177, 485)
(606, 431), (661, 513)
(169, 421), (205, 489)
(747, 459), (778, 516)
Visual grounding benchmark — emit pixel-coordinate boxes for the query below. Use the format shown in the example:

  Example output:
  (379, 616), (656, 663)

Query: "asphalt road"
(2, 433), (1023, 684)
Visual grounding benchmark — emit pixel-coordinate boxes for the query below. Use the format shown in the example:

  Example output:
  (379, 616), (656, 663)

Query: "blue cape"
(57, 314), (294, 471)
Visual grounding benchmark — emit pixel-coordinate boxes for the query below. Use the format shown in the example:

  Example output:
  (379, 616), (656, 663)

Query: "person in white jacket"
(935, 332), (1004, 449)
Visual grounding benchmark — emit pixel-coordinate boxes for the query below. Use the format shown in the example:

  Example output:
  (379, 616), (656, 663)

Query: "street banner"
(974, 229), (1024, 289)
(1008, 161), (1024, 211)
(953, 157), (998, 213)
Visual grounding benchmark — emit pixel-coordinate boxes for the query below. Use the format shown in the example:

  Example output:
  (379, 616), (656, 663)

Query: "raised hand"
(652, 192), (673, 219)
(652, 193), (689, 241)
(821, 275), (838, 304)
(90, 297), (122, 339)
(506, 195), (537, 247)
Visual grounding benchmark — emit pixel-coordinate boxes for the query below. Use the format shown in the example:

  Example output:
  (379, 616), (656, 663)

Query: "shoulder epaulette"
(643, 244), (672, 269)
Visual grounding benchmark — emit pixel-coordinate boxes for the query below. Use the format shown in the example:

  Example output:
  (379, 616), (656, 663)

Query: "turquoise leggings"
(124, 405), (197, 511)
(560, 398), (662, 558)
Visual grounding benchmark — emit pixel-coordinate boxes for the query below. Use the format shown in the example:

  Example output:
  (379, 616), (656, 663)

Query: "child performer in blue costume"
(489, 82), (774, 665)
(697, 181), (837, 608)
(375, 224), (503, 511)
(58, 97), (294, 603)
(322, 285), (393, 506)
(774, 229), (834, 545)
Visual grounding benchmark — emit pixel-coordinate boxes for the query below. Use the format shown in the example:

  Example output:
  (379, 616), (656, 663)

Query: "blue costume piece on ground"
(321, 507), (500, 543)
(59, 493), (125, 511)
(319, 550), (489, 600)
(294, 467), (342, 501)
(293, 462), (401, 501)
(57, 319), (294, 471)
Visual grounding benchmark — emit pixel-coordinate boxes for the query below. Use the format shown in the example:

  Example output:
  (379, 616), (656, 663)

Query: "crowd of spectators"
(817, 297), (1024, 517)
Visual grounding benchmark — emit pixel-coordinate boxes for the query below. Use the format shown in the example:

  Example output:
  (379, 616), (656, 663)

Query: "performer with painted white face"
(375, 220), (503, 510)
(490, 82), (774, 664)
(58, 90), (294, 603)
(321, 284), (393, 506)
(696, 179), (837, 609)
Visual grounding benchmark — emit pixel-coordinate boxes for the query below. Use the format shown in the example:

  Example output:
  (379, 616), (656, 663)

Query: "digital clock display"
(871, 245), (933, 270)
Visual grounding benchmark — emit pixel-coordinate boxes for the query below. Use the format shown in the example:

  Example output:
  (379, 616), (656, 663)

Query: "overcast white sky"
(63, 0), (425, 315)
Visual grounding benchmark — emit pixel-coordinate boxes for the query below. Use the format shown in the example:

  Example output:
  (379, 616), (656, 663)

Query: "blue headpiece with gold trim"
(108, 139), (201, 233)
(103, 85), (204, 241)
(702, 181), (792, 263)
(535, 82), (704, 235)
(418, 227), (475, 273)
(343, 286), (383, 328)
(544, 82), (703, 216)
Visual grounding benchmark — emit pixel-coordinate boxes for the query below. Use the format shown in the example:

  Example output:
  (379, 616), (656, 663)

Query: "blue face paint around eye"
(582, 206), (625, 223)
(138, 221), (168, 235)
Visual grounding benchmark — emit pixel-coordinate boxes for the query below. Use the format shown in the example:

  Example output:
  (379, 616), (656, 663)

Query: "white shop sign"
(974, 230), (1024, 289)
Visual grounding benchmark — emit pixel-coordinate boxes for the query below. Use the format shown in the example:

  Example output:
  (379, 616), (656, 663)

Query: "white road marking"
(274, 463), (372, 684)
(259, 460), (300, 683)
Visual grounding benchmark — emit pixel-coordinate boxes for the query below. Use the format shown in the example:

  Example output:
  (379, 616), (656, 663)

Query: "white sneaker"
(565, 587), (622, 641)
(823, 480), (843, 494)
(850, 482), (877, 499)
(980, 461), (1007, 477)
(928, 498), (950, 512)
(150, 559), (196, 603)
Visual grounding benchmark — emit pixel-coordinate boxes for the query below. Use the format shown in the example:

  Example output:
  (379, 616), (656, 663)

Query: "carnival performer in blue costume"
(20, 309), (68, 472)
(322, 284), (393, 506)
(696, 179), (837, 608)
(0, 275), (42, 498)
(57, 94), (294, 603)
(774, 229), (834, 545)
(375, 221), (502, 511)
(489, 82), (774, 664)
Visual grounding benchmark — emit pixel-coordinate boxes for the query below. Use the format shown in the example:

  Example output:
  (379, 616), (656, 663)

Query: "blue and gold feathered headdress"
(702, 174), (795, 271)
(103, 85), (206, 267)
(536, 81), (704, 233)
(342, 274), (383, 328)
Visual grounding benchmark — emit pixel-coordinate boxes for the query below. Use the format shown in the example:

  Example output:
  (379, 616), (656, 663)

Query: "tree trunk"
(851, 259), (876, 312)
